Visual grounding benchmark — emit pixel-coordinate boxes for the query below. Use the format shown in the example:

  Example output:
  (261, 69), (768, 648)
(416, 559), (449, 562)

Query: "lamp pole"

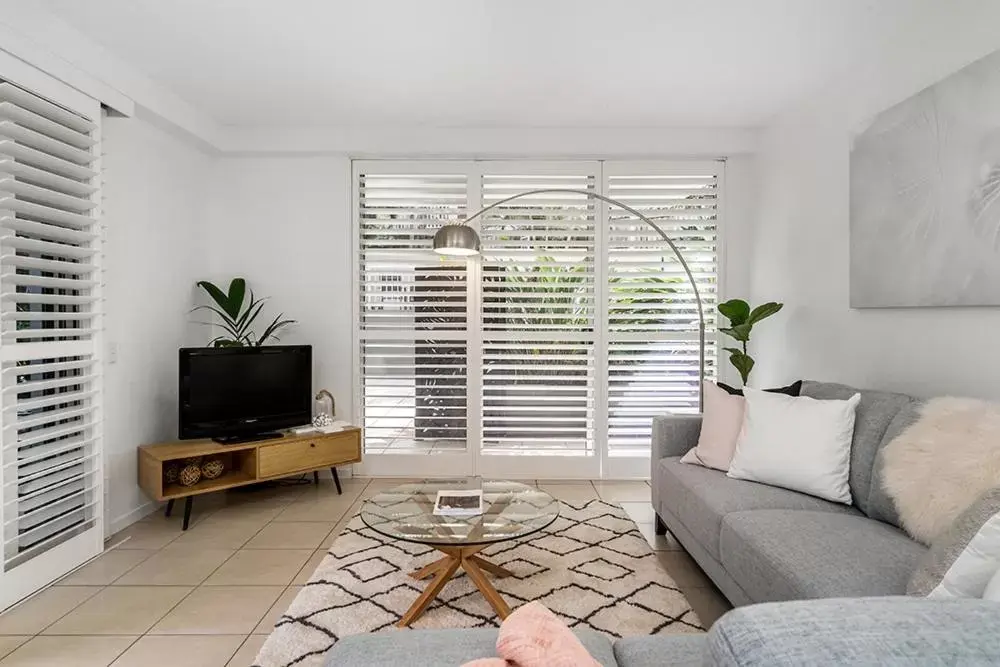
(434, 188), (706, 411)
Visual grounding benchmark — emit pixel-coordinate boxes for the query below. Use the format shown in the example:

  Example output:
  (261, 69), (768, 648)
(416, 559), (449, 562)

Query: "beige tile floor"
(0, 477), (730, 666)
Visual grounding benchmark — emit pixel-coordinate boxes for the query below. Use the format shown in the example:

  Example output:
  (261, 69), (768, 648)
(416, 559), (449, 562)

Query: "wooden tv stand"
(137, 427), (361, 530)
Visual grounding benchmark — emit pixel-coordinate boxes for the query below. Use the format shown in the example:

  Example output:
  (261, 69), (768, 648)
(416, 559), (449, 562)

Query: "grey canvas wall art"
(850, 50), (1000, 307)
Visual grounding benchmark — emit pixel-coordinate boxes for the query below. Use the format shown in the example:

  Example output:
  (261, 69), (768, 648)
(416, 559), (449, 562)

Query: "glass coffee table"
(360, 479), (559, 627)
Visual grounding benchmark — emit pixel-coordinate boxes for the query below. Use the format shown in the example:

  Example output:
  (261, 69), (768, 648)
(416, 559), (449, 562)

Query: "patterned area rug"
(255, 499), (702, 667)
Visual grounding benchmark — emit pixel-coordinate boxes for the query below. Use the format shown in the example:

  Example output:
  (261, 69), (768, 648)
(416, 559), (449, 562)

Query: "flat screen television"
(179, 345), (312, 443)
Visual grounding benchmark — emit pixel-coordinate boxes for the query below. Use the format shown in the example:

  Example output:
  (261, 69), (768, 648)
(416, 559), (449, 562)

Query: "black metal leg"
(182, 496), (194, 531)
(654, 513), (667, 535)
(165, 499), (174, 518)
(331, 467), (342, 495)
(313, 470), (320, 485)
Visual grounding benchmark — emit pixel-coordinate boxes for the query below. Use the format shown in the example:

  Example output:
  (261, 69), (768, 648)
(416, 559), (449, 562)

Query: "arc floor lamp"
(432, 188), (707, 410)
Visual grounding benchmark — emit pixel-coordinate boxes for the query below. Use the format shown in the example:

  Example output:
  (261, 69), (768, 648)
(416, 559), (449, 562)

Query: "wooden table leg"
(461, 552), (512, 620)
(398, 555), (461, 627)
(409, 555), (452, 580)
(468, 554), (513, 578)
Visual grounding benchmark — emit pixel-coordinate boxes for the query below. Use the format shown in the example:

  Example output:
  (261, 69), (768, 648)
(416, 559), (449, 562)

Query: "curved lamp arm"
(433, 187), (706, 412)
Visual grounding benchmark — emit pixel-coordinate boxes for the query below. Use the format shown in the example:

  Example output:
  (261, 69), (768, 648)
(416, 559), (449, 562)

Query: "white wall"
(203, 157), (355, 423)
(751, 7), (1000, 398)
(103, 109), (214, 532)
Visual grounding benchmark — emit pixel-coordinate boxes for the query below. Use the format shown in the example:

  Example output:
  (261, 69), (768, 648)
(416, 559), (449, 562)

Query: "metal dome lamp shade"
(431, 188), (708, 410)
(432, 224), (480, 255)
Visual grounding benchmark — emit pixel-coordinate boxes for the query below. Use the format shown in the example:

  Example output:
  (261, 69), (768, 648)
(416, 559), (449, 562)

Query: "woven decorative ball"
(201, 458), (225, 480)
(183, 456), (202, 466)
(178, 464), (202, 487)
(312, 413), (334, 428)
(163, 462), (180, 484)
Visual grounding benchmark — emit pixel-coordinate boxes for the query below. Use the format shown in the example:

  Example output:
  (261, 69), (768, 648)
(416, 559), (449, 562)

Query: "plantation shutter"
(356, 170), (469, 454)
(0, 81), (103, 608)
(605, 164), (720, 455)
(479, 172), (597, 454)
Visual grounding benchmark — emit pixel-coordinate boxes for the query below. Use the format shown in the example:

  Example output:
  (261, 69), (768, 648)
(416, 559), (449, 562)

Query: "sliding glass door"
(353, 160), (720, 479)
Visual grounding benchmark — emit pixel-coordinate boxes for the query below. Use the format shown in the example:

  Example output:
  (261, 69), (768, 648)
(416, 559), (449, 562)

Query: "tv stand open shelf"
(138, 427), (361, 530)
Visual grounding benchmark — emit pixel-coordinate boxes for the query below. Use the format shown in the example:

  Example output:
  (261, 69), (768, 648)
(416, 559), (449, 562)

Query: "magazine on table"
(433, 489), (484, 516)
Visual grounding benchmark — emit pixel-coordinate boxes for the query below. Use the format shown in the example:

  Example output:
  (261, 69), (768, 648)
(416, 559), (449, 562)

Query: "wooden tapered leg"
(461, 554), (511, 620)
(164, 499), (174, 518)
(409, 555), (452, 580)
(331, 467), (342, 494)
(398, 555), (462, 627)
(468, 554), (513, 578)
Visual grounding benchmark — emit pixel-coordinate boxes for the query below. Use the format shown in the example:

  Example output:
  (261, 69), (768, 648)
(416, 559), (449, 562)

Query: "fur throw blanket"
(882, 397), (1000, 545)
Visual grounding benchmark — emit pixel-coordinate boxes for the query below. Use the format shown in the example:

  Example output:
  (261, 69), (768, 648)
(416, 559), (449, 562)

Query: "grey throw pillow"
(908, 486), (1000, 597)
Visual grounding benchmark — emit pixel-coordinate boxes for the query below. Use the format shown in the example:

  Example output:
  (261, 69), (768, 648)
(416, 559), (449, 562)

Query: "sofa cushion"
(868, 400), (924, 528)
(613, 634), (705, 667)
(799, 381), (912, 515)
(656, 457), (859, 559)
(707, 597), (1000, 666)
(323, 628), (617, 667)
(719, 510), (925, 603)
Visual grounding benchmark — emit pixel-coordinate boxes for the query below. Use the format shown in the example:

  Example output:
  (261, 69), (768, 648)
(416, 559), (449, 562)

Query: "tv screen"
(179, 345), (312, 441)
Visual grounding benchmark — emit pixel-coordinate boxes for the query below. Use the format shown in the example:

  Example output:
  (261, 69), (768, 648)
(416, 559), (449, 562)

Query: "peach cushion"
(461, 602), (599, 667)
(680, 381), (746, 471)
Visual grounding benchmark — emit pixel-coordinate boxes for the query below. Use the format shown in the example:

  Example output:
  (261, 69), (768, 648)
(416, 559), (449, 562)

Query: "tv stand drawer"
(258, 433), (360, 478)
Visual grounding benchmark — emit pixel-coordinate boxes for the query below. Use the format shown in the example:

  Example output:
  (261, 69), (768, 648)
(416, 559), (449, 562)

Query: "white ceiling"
(40, 0), (941, 128)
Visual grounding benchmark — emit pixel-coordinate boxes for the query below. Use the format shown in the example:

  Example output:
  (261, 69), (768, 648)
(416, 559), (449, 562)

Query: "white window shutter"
(0, 81), (102, 609)
(479, 173), (597, 454)
(356, 171), (469, 454)
(605, 164), (720, 455)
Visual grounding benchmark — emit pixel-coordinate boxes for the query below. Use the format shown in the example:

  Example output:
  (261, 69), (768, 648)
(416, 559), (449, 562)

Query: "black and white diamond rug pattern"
(254, 499), (702, 667)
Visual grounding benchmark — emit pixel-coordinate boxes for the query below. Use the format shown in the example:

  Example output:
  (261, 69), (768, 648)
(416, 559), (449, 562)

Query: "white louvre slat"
(0, 103), (96, 150)
(0, 80), (101, 590)
(0, 84), (97, 133)
(606, 165), (720, 453)
(0, 121), (95, 165)
(357, 170), (471, 454)
(478, 173), (597, 454)
(0, 140), (97, 181)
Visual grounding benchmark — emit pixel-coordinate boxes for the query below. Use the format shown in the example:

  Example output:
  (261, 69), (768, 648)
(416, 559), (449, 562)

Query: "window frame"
(352, 159), (724, 479)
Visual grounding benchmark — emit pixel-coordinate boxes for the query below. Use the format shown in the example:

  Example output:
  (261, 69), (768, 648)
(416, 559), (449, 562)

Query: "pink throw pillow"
(680, 381), (745, 471)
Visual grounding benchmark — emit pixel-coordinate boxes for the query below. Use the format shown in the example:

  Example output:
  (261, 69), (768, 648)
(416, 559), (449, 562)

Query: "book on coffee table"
(433, 489), (484, 516)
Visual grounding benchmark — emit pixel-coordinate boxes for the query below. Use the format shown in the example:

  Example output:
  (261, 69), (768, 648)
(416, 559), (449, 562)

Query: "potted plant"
(193, 277), (295, 347)
(718, 299), (783, 386)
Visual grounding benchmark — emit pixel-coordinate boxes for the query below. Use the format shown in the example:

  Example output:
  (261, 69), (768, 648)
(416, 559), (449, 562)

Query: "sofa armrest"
(708, 597), (1000, 666)
(651, 414), (701, 463)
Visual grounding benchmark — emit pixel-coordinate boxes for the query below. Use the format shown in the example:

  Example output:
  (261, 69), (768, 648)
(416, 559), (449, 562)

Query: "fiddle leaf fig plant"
(718, 299), (783, 386)
(193, 277), (296, 347)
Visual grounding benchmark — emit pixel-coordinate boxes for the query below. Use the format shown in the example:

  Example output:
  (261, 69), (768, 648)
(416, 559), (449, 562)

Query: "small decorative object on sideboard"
(314, 389), (335, 425)
(201, 457), (225, 480)
(163, 462), (180, 485)
(179, 463), (202, 487)
(718, 299), (784, 387)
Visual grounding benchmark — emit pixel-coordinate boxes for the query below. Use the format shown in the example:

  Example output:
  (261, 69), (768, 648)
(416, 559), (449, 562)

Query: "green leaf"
(235, 296), (267, 338)
(727, 349), (755, 385)
(720, 323), (752, 342)
(718, 299), (750, 326)
(226, 278), (247, 319)
(747, 302), (783, 325)
(257, 315), (296, 346)
(197, 279), (241, 320)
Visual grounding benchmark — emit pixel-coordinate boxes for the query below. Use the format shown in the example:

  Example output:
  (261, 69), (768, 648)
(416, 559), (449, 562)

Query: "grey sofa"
(325, 597), (1000, 665)
(652, 380), (928, 606)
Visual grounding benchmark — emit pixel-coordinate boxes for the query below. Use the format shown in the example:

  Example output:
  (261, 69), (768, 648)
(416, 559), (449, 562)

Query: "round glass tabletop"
(360, 479), (560, 547)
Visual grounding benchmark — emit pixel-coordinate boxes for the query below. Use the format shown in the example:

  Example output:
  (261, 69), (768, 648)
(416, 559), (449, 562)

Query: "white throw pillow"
(727, 389), (860, 504)
(983, 567), (1000, 601)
